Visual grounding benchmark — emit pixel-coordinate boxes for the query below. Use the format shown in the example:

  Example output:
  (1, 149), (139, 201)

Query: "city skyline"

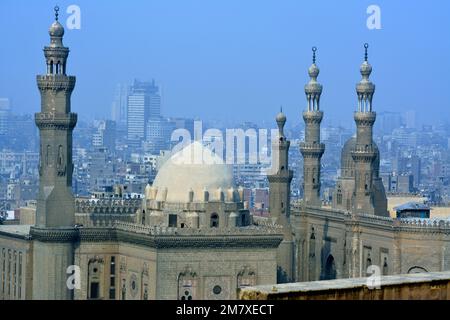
(2, 3), (450, 303)
(0, 0), (449, 125)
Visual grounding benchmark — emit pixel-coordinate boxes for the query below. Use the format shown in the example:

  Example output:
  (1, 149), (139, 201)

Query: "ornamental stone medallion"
(204, 276), (230, 300)
(129, 273), (139, 298)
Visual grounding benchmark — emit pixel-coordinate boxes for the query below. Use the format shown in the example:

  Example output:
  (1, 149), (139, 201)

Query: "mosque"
(1, 9), (450, 300)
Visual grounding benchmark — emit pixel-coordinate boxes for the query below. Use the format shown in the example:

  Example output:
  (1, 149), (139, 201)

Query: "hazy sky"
(0, 0), (449, 127)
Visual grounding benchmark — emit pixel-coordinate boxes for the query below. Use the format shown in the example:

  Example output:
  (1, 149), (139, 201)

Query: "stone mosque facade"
(1, 10), (450, 300)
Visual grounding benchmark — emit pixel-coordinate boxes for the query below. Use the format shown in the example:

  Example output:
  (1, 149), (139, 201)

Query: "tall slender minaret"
(267, 109), (294, 283)
(30, 7), (78, 300)
(351, 44), (377, 215)
(300, 47), (325, 207)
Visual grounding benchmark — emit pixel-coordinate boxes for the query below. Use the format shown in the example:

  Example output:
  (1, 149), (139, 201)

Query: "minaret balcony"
(35, 112), (77, 130)
(350, 146), (376, 162)
(300, 142), (325, 157)
(37, 74), (76, 92)
(354, 111), (376, 125)
(302, 111), (323, 123)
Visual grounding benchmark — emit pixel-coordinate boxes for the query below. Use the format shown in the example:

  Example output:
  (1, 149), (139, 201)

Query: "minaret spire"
(54, 5), (60, 21)
(300, 47), (325, 207)
(364, 43), (368, 62)
(268, 110), (294, 282)
(351, 43), (381, 215)
(312, 46), (317, 64)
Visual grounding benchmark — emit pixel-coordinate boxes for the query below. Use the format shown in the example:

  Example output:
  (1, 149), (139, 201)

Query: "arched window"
(178, 267), (198, 300)
(366, 254), (372, 276)
(407, 266), (428, 274)
(382, 257), (388, 275)
(337, 188), (342, 205)
(322, 254), (336, 280)
(308, 228), (316, 281)
(210, 213), (219, 228)
(323, 255), (337, 280)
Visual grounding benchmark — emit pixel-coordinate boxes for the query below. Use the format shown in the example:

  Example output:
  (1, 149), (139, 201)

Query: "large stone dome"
(152, 141), (235, 203)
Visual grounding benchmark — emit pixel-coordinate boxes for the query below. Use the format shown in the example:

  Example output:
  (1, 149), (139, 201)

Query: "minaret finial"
(280, 105), (283, 113)
(364, 43), (369, 62)
(54, 5), (60, 21)
(312, 46), (317, 64)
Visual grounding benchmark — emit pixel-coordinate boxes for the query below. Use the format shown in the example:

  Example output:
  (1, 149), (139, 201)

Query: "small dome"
(308, 63), (320, 78)
(360, 61), (372, 78)
(49, 21), (64, 37)
(276, 111), (286, 123)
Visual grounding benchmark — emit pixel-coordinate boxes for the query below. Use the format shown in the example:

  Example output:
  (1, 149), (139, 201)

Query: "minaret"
(30, 7), (78, 299)
(267, 109), (294, 283)
(351, 44), (377, 215)
(300, 47), (325, 207)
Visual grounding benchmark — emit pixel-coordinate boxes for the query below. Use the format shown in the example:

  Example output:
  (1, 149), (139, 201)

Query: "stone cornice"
(30, 226), (79, 242)
(78, 224), (284, 249)
(35, 112), (77, 130)
(37, 75), (76, 92)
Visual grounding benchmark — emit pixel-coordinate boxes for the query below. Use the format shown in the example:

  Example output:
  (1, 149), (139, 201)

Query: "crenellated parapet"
(36, 75), (75, 92)
(75, 198), (141, 214)
(113, 221), (283, 236)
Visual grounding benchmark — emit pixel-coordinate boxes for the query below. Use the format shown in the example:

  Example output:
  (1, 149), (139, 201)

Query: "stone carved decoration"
(56, 145), (66, 176)
(237, 266), (256, 288)
(129, 273), (138, 298)
(142, 262), (149, 277)
(178, 266), (198, 300)
(120, 257), (127, 272)
(88, 255), (104, 264)
(204, 276), (230, 300)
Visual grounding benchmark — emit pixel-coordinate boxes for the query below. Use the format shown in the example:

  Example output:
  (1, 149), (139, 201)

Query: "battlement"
(75, 198), (141, 214)
(113, 221), (282, 236)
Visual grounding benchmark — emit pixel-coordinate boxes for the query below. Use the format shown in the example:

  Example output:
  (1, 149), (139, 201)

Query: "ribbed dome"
(340, 137), (380, 178)
(276, 111), (286, 124)
(152, 141), (234, 202)
(360, 61), (372, 77)
(49, 21), (64, 37)
(308, 63), (320, 78)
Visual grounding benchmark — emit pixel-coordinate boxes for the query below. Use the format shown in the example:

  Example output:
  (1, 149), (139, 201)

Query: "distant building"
(376, 111), (402, 135)
(127, 79), (161, 147)
(403, 110), (416, 129)
(0, 98), (10, 135)
(92, 120), (116, 152)
(144, 117), (176, 154)
(111, 84), (129, 127)
(394, 202), (430, 219)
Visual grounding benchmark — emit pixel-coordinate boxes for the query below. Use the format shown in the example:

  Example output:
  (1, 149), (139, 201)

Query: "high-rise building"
(404, 110), (416, 129)
(92, 120), (116, 152)
(127, 79), (161, 147)
(0, 98), (10, 135)
(145, 117), (176, 154)
(111, 84), (129, 127)
(376, 111), (402, 135)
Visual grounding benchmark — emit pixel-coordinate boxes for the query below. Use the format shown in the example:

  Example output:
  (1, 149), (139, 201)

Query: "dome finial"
(54, 5), (60, 21)
(364, 43), (369, 62)
(312, 46), (317, 64)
